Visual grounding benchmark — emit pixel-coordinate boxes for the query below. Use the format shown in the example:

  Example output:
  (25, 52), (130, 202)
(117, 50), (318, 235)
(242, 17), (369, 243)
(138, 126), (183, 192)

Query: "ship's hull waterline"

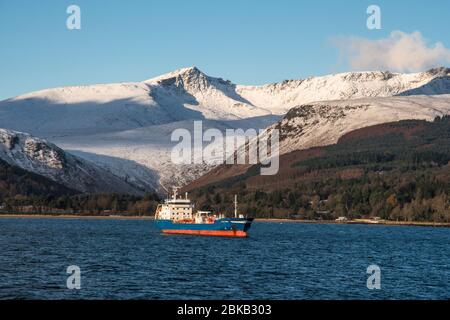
(155, 218), (254, 238)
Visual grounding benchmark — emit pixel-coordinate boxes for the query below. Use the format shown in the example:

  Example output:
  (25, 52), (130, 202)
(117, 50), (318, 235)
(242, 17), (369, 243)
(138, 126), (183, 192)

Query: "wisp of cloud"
(334, 31), (450, 73)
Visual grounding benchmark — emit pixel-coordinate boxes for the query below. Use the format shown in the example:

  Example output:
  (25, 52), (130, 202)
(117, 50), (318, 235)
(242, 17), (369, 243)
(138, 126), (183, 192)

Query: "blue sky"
(1, 0), (449, 100)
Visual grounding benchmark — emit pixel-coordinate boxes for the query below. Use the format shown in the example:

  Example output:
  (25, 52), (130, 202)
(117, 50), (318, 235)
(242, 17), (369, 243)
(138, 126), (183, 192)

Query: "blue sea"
(0, 218), (449, 299)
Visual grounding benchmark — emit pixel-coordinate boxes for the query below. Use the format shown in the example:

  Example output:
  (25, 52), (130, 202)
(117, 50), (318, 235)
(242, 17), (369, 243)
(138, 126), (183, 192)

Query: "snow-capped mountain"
(0, 66), (449, 193)
(266, 94), (450, 155)
(236, 67), (450, 112)
(1, 66), (449, 136)
(0, 128), (141, 194)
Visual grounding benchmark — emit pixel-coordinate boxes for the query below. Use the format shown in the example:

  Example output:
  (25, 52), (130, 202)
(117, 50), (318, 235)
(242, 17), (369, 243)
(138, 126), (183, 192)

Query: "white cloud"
(334, 31), (450, 73)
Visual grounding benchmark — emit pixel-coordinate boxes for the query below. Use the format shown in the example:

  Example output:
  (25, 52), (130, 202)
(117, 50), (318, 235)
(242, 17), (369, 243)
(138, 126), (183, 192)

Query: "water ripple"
(0, 218), (449, 299)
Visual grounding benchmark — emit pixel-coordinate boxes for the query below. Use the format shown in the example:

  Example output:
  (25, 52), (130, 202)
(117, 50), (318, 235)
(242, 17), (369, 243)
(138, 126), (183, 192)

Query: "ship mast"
(234, 194), (238, 218)
(172, 186), (179, 200)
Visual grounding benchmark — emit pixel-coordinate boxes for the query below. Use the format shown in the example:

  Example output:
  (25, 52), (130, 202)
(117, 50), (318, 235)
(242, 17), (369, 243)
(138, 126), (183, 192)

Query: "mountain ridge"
(1, 66), (450, 193)
(266, 94), (450, 155)
(3, 66), (450, 126)
(0, 128), (142, 194)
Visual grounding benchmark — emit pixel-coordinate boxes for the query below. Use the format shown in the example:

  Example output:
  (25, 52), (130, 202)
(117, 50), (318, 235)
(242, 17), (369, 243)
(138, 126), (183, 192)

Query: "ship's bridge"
(157, 188), (195, 221)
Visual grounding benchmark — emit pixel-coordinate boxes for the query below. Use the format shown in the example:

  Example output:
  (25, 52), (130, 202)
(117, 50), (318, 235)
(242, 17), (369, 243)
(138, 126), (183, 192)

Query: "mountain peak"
(179, 66), (202, 74)
(143, 66), (233, 95)
(144, 66), (206, 84)
(166, 66), (204, 78)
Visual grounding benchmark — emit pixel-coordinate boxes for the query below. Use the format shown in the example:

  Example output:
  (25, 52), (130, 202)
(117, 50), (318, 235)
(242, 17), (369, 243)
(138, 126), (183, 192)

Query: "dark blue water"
(0, 218), (449, 299)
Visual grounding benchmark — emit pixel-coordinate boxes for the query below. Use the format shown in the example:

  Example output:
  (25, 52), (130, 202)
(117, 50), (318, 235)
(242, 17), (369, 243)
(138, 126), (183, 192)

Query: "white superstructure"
(155, 188), (194, 221)
(155, 187), (226, 223)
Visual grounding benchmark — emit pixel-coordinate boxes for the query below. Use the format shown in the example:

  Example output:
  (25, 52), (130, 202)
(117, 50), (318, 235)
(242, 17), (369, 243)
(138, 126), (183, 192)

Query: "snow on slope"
(0, 66), (449, 193)
(235, 67), (450, 112)
(50, 119), (271, 194)
(0, 67), (273, 136)
(265, 94), (450, 155)
(144, 67), (272, 120)
(1, 66), (449, 137)
(0, 129), (142, 194)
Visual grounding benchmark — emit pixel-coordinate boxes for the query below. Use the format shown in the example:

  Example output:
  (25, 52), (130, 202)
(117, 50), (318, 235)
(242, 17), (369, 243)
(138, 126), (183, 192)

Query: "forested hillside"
(0, 158), (159, 215)
(184, 116), (450, 222)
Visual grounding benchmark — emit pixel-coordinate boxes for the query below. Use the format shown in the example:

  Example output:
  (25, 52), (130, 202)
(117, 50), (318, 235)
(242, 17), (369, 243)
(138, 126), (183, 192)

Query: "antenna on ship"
(160, 184), (169, 202)
(172, 186), (179, 200)
(234, 194), (238, 218)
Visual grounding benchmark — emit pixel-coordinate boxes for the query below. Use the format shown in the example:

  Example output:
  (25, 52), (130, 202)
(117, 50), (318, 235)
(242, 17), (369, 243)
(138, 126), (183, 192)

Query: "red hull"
(162, 229), (248, 238)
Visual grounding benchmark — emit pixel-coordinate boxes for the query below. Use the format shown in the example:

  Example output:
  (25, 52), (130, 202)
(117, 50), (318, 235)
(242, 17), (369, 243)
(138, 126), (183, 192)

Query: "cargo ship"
(154, 188), (253, 237)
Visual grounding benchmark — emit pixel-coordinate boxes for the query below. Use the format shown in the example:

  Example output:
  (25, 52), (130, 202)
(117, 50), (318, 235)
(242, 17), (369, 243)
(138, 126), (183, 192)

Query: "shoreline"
(0, 214), (154, 220)
(255, 218), (450, 228)
(0, 214), (449, 227)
